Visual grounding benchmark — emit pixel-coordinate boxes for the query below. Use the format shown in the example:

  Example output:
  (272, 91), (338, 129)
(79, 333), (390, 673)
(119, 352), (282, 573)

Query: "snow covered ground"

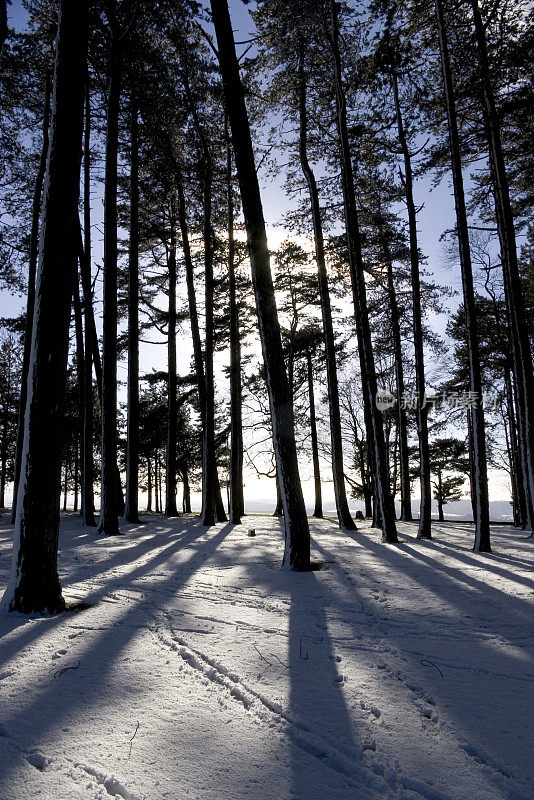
(0, 513), (532, 800)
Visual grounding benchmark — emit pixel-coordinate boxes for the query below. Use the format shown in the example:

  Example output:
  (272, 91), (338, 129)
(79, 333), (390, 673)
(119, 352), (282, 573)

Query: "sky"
(0, 0), (514, 511)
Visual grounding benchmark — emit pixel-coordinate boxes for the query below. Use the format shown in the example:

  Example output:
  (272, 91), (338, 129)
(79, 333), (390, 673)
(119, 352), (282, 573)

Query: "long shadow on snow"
(311, 528), (534, 792)
(286, 568), (367, 797)
(350, 528), (534, 627)
(0, 515), (211, 667)
(236, 544), (372, 798)
(0, 520), (235, 792)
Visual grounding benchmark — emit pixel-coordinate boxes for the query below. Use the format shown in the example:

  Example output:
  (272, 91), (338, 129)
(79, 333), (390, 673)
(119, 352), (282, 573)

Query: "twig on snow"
(420, 659), (444, 677)
(269, 652), (289, 669)
(128, 721), (140, 759)
(253, 644), (273, 666)
(53, 661), (80, 678)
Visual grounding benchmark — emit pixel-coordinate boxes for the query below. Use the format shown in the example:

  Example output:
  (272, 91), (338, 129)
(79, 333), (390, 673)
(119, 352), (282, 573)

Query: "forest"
(1, 0), (533, 607)
(0, 1), (533, 798)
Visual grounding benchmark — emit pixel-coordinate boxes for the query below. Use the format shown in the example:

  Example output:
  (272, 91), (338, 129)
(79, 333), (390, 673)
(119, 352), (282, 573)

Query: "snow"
(0, 512), (532, 800)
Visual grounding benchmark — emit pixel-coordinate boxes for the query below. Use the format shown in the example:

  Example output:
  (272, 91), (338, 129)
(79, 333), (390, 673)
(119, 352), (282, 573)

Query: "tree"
(2, 0), (88, 612)
(328, 0), (397, 543)
(98, 2), (123, 536)
(226, 135), (244, 523)
(469, 0), (534, 537)
(371, 26), (431, 533)
(0, 327), (21, 510)
(434, 0), (491, 552)
(124, 94), (140, 522)
(210, 0), (310, 569)
(10, 70), (51, 524)
(428, 437), (470, 522)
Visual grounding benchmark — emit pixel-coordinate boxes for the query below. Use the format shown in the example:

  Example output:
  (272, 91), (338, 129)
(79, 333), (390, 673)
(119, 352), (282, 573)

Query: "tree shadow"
(0, 519), (236, 792)
(310, 527), (533, 794)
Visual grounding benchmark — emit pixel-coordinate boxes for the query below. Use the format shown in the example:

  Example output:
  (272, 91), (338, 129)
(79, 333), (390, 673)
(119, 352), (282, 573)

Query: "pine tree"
(434, 0), (491, 552)
(210, 0), (310, 569)
(2, 0), (88, 613)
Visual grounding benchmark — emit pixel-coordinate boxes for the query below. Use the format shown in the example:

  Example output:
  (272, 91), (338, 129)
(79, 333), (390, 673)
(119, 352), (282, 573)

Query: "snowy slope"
(0, 514), (532, 800)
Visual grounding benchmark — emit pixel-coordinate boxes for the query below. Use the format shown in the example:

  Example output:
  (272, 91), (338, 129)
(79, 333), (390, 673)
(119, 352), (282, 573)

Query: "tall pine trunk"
(72, 262), (85, 519)
(306, 350), (323, 518)
(391, 71), (429, 533)
(11, 75), (51, 524)
(470, 0), (534, 536)
(380, 222), (411, 521)
(80, 79), (96, 526)
(165, 199), (179, 517)
(211, 0), (310, 569)
(227, 138), (244, 523)
(297, 51), (355, 531)
(146, 455), (152, 512)
(181, 465), (191, 513)
(125, 96), (140, 523)
(329, 0), (397, 544)
(199, 160), (218, 525)
(98, 15), (122, 536)
(2, 0), (87, 613)
(175, 175), (226, 522)
(435, 0), (490, 552)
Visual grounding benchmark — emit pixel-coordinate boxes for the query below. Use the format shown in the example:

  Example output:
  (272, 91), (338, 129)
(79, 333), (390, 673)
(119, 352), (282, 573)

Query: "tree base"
(9, 586), (65, 615)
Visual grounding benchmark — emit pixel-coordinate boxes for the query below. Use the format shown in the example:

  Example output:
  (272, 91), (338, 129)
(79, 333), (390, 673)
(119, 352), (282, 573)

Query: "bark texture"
(11, 76), (51, 524)
(98, 14), (122, 536)
(211, 0), (310, 569)
(435, 0), (491, 552)
(125, 97), (140, 522)
(470, 0), (534, 536)
(3, 0), (87, 613)
(329, 0), (397, 543)
(297, 51), (355, 531)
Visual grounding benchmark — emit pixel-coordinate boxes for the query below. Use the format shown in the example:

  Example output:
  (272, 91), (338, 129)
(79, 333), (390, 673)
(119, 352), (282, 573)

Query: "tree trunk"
(63, 460), (68, 512)
(146, 455), (152, 512)
(80, 78), (96, 527)
(175, 176), (226, 521)
(329, 0), (397, 544)
(211, 0), (310, 569)
(470, 0), (534, 536)
(165, 199), (179, 517)
(98, 14), (121, 536)
(200, 158), (218, 526)
(506, 371), (526, 527)
(297, 51), (355, 531)
(392, 72), (429, 530)
(73, 441), (79, 512)
(0, 353), (12, 508)
(2, 0), (87, 613)
(273, 472), (284, 517)
(227, 135), (244, 524)
(435, 0), (490, 552)
(11, 75), (51, 524)
(72, 262), (84, 518)
(379, 213), (412, 521)
(155, 454), (160, 513)
(306, 351), (323, 518)
(0, 0), (7, 55)
(181, 466), (191, 513)
(125, 96), (140, 523)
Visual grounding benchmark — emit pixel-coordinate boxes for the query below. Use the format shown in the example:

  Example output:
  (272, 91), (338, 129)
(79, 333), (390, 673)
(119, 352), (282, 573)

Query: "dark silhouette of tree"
(210, 0), (310, 569)
(434, 0), (491, 552)
(2, 0), (88, 612)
